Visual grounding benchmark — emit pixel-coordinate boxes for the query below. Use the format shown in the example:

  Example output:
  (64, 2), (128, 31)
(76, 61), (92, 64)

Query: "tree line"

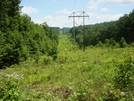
(70, 9), (134, 48)
(0, 0), (59, 68)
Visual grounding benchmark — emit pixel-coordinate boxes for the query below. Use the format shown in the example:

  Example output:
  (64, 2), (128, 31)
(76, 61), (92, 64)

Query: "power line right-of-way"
(68, 11), (89, 52)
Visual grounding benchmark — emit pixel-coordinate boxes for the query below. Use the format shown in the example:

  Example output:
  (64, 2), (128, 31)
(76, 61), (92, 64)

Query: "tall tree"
(0, 1), (59, 68)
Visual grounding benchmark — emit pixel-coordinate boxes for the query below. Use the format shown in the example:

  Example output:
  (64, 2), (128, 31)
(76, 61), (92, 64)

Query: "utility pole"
(69, 11), (89, 52)
(68, 12), (78, 52)
(80, 11), (89, 51)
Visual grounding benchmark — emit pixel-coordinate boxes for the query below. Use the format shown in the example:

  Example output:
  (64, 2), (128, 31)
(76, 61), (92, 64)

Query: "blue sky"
(20, 0), (134, 28)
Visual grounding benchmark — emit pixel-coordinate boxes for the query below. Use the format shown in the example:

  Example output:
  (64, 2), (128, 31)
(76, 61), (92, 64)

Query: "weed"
(0, 78), (20, 101)
(43, 55), (53, 65)
(103, 55), (134, 101)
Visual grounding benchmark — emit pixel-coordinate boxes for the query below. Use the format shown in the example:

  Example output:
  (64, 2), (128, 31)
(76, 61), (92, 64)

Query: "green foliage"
(104, 89), (126, 101)
(43, 55), (53, 65)
(57, 53), (69, 63)
(0, 78), (20, 101)
(75, 86), (89, 101)
(119, 37), (128, 48)
(70, 9), (134, 48)
(0, 0), (59, 68)
(104, 55), (134, 101)
(0, 31), (23, 68)
(62, 27), (71, 34)
(104, 39), (110, 47)
(96, 41), (104, 47)
(114, 56), (134, 92)
(0, 0), (21, 33)
(104, 38), (119, 48)
(1, 24), (134, 101)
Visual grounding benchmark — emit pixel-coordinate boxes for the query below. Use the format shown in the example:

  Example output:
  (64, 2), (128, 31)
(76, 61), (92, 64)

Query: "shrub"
(119, 37), (128, 48)
(0, 78), (20, 101)
(114, 56), (134, 92)
(57, 53), (68, 63)
(104, 89), (126, 101)
(104, 39), (110, 47)
(43, 56), (53, 65)
(96, 41), (104, 47)
(104, 56), (134, 100)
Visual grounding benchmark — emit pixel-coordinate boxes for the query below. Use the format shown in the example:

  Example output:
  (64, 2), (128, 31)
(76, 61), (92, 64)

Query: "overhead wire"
(72, 0), (77, 11)
(85, 0), (111, 13)
(85, 0), (94, 12)
(97, 0), (111, 13)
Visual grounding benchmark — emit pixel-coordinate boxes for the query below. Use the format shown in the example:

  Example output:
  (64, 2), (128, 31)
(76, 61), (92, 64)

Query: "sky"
(20, 0), (134, 28)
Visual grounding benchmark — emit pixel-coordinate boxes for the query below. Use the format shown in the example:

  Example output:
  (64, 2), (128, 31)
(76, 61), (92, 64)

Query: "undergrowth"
(0, 35), (134, 101)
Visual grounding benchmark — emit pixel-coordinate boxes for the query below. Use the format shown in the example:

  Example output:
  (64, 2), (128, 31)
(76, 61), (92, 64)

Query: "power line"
(68, 12), (78, 52)
(85, 0), (94, 12)
(69, 11), (89, 52)
(98, 0), (111, 12)
(72, 0), (77, 11)
(85, 0), (111, 13)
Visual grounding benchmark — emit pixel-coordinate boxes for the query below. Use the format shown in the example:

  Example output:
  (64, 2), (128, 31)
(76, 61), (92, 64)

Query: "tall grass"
(0, 35), (134, 100)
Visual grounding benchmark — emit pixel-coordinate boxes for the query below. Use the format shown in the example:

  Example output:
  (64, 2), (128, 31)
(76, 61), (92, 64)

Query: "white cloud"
(97, 13), (124, 22)
(33, 13), (124, 28)
(109, 0), (134, 5)
(44, 15), (53, 21)
(33, 14), (88, 28)
(100, 7), (108, 12)
(87, 0), (99, 10)
(87, 12), (98, 19)
(33, 15), (72, 28)
(21, 6), (38, 14)
(56, 9), (71, 15)
(87, 0), (134, 10)
(108, 14), (124, 21)
(88, 0), (134, 6)
(33, 9), (87, 28)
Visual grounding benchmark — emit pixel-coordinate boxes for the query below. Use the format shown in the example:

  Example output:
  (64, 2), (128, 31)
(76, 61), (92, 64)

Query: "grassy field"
(0, 35), (134, 101)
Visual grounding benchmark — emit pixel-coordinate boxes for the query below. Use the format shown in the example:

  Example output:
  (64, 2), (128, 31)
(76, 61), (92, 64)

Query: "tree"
(0, 1), (59, 68)
(69, 9), (134, 48)
(119, 37), (128, 48)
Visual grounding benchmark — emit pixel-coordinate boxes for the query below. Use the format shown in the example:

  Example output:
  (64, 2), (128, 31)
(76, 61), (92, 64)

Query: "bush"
(57, 53), (68, 63)
(104, 56), (134, 100)
(104, 39), (110, 47)
(114, 56), (134, 92)
(119, 37), (128, 48)
(96, 41), (104, 47)
(104, 89), (126, 101)
(0, 78), (20, 101)
(43, 56), (53, 65)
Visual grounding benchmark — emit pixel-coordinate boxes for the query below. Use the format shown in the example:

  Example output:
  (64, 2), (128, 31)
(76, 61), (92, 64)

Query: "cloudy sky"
(20, 0), (134, 28)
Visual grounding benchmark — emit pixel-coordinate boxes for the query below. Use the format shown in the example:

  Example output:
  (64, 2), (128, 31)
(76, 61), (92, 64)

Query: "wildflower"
(120, 92), (125, 96)
(108, 90), (113, 95)
(115, 89), (120, 92)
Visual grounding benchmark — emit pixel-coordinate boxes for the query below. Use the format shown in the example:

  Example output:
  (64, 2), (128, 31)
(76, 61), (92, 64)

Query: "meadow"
(0, 35), (134, 101)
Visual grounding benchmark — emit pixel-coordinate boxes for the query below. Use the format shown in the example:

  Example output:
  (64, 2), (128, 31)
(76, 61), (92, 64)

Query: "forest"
(0, 0), (59, 68)
(70, 10), (134, 49)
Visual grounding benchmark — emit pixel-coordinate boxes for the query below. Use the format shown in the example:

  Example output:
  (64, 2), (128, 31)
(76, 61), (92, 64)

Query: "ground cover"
(0, 35), (134, 101)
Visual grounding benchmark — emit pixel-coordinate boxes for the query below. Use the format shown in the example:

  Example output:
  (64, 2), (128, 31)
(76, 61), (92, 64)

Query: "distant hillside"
(50, 27), (71, 34)
(70, 9), (134, 47)
(62, 27), (71, 34)
(50, 27), (60, 31)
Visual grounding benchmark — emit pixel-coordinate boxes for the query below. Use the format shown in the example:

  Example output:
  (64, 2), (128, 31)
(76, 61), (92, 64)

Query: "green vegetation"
(62, 27), (71, 34)
(0, 0), (134, 100)
(0, 0), (59, 68)
(70, 10), (134, 49)
(0, 35), (134, 100)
